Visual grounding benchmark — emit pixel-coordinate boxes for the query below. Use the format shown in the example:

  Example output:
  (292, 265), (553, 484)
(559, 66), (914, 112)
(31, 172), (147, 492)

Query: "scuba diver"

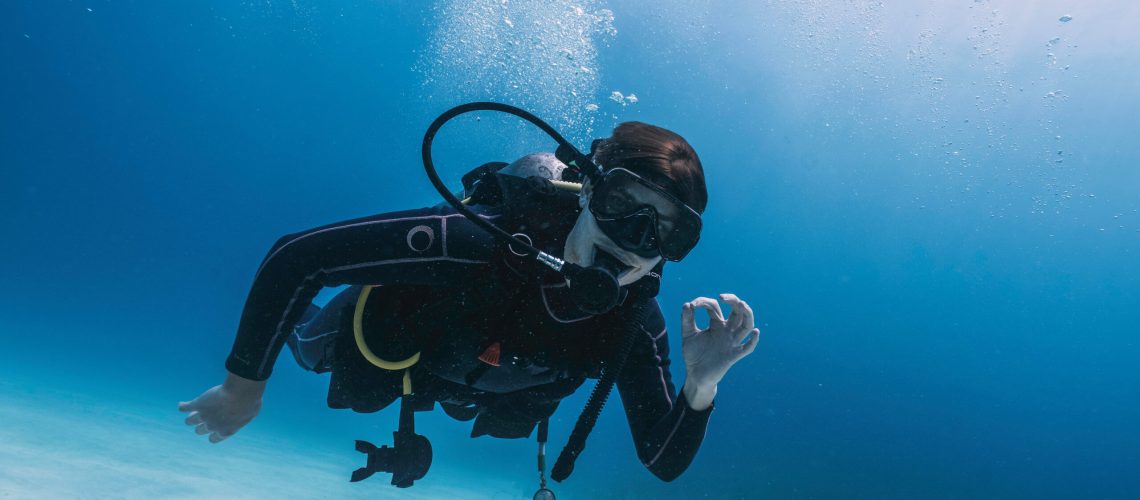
(179, 103), (760, 493)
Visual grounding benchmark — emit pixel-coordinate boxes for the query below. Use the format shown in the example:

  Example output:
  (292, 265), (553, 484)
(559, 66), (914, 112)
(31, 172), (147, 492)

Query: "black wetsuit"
(224, 174), (713, 481)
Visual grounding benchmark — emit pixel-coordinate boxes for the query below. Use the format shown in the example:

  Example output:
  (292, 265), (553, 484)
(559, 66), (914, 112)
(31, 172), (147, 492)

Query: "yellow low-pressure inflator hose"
(353, 285), (421, 371)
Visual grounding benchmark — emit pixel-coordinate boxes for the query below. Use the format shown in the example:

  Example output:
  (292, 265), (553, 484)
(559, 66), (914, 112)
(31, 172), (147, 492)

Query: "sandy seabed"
(0, 382), (524, 499)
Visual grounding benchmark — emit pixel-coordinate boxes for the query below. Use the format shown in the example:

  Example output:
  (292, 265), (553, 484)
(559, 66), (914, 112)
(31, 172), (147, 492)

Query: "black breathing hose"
(422, 102), (623, 314)
(421, 102), (587, 271)
(550, 299), (650, 482)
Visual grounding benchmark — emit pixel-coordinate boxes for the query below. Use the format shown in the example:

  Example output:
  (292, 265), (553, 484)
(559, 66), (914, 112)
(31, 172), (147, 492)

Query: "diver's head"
(565, 122), (707, 286)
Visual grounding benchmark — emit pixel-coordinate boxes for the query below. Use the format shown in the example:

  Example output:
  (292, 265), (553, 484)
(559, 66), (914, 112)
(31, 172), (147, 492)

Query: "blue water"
(2, 1), (1138, 498)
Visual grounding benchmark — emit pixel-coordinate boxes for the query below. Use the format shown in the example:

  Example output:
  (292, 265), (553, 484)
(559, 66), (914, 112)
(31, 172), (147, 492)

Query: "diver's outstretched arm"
(616, 294), (760, 481)
(178, 371), (266, 443)
(616, 301), (714, 482)
(180, 204), (498, 442)
(226, 204), (497, 382)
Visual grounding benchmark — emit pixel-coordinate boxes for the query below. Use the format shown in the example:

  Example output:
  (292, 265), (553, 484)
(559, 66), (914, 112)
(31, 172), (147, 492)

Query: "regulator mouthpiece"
(568, 250), (625, 315)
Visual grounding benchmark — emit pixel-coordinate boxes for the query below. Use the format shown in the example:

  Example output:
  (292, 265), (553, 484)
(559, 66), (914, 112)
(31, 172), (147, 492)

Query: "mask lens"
(656, 213), (700, 260)
(596, 210), (660, 258)
(595, 184), (639, 217)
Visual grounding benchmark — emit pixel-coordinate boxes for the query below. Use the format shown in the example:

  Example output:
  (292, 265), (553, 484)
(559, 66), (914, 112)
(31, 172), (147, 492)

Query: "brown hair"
(593, 122), (708, 213)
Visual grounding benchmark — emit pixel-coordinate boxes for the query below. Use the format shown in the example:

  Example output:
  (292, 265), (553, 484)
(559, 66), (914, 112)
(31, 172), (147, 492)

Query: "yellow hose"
(353, 285), (421, 371)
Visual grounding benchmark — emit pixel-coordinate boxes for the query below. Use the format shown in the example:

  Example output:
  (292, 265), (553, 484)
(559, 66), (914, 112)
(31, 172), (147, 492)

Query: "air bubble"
(418, 0), (618, 144)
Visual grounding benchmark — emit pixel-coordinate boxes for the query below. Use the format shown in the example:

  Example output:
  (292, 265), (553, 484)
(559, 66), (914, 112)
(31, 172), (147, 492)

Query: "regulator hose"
(421, 102), (591, 273)
(550, 299), (650, 481)
(421, 102), (622, 314)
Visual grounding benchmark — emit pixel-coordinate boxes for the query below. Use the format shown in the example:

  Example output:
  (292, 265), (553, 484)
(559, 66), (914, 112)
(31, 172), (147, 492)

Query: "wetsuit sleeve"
(615, 299), (715, 482)
(225, 204), (498, 381)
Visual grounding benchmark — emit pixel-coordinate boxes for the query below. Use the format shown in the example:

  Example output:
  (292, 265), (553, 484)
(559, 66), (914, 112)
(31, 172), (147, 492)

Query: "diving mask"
(588, 167), (702, 262)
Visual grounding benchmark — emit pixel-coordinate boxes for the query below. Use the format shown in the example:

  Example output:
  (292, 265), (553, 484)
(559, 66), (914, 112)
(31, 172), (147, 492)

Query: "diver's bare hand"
(178, 372), (266, 443)
(680, 294), (760, 410)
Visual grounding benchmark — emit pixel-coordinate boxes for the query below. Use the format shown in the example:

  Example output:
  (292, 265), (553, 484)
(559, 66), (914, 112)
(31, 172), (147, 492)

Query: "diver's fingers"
(194, 423), (211, 436)
(681, 302), (698, 338)
(178, 401), (195, 412)
(727, 304), (754, 345)
(690, 297), (726, 327)
(209, 432), (227, 444)
(184, 411), (203, 426)
(720, 293), (744, 330)
(736, 329), (760, 359)
(721, 293), (755, 332)
(731, 324), (751, 345)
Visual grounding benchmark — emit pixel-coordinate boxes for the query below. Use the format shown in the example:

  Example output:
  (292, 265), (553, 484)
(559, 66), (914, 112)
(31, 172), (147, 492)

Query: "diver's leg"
(284, 304), (322, 370)
(286, 286), (361, 373)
